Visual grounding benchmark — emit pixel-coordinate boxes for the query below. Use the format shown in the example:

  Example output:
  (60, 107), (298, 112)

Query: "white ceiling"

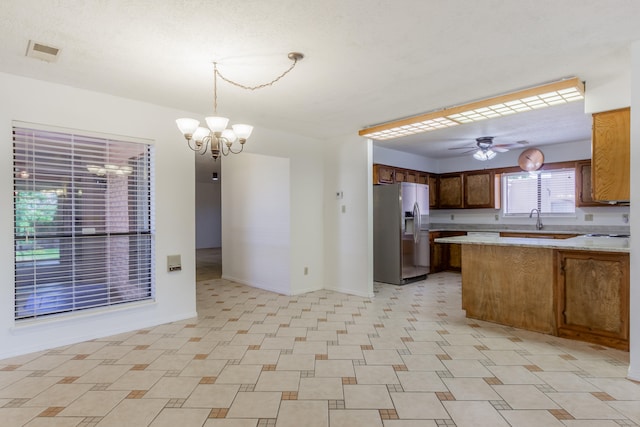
(2, 0), (640, 167)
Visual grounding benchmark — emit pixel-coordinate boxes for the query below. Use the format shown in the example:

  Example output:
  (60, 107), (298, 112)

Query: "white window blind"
(503, 168), (575, 215)
(13, 124), (155, 320)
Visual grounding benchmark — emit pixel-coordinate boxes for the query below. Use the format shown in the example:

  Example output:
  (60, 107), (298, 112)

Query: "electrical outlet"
(623, 213), (629, 224)
(494, 214), (499, 221)
(450, 214), (455, 220)
(341, 205), (346, 213)
(304, 267), (308, 275)
(584, 213), (594, 222)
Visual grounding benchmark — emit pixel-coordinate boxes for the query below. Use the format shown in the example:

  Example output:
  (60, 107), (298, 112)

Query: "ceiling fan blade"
(493, 147), (509, 153)
(448, 145), (476, 150)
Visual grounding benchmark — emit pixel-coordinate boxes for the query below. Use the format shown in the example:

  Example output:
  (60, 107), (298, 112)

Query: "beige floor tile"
(226, 391), (281, 418)
(179, 359), (227, 377)
(108, 370), (165, 390)
(274, 355), (312, 372)
(442, 334), (482, 346)
(327, 345), (364, 360)
(500, 409), (565, 427)
(0, 370), (32, 388)
(0, 407), (43, 427)
(0, 376), (60, 399)
(229, 334), (265, 346)
(487, 365), (545, 385)
(587, 377), (640, 400)
(144, 376), (201, 398)
(442, 359), (492, 377)
(337, 333), (372, 346)
(330, 409), (383, 427)
(276, 399), (328, 427)
(494, 385), (561, 410)
(363, 350), (403, 365)
(571, 359), (629, 377)
(59, 390), (129, 416)
(382, 421), (437, 427)
(208, 346), (248, 360)
(354, 366), (399, 385)
(535, 371), (600, 392)
(443, 378), (501, 400)
(562, 422), (623, 427)
(440, 345), (485, 360)
(75, 364), (131, 384)
(401, 354), (446, 371)
(115, 349), (165, 365)
(443, 401), (511, 427)
(183, 384), (240, 408)
(24, 383), (94, 407)
(403, 341), (442, 355)
(292, 341), (327, 355)
(24, 417), (84, 426)
(306, 330), (337, 341)
(390, 392), (448, 419)
(149, 408), (210, 427)
(240, 349), (280, 365)
(146, 354), (194, 371)
(275, 327), (307, 338)
(549, 392), (626, 419)
(254, 370), (300, 391)
(314, 360), (355, 378)
(203, 419), (259, 427)
(481, 350), (530, 365)
(86, 345), (135, 360)
(396, 371), (448, 392)
(177, 340), (218, 355)
(607, 401), (640, 424)
(522, 355), (578, 371)
(17, 355), (73, 372)
(95, 397), (167, 427)
(216, 365), (262, 384)
(149, 337), (190, 350)
(259, 337), (295, 350)
(298, 377), (343, 400)
(344, 384), (393, 409)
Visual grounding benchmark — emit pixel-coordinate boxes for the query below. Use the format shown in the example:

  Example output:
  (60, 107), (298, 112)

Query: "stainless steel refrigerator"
(373, 182), (430, 285)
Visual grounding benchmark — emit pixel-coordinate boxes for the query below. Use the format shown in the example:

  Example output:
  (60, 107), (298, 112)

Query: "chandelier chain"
(214, 56), (300, 92)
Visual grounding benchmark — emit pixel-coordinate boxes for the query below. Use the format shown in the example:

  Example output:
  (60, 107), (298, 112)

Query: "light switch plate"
(167, 254), (182, 272)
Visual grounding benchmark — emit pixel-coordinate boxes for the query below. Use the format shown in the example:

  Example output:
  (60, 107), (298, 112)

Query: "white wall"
(220, 127), (326, 296)
(221, 153), (291, 294)
(0, 72), (197, 359)
(323, 134), (374, 298)
(195, 179), (221, 249)
(628, 40), (639, 381)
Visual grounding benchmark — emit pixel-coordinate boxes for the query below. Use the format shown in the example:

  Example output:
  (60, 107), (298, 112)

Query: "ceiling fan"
(448, 136), (528, 161)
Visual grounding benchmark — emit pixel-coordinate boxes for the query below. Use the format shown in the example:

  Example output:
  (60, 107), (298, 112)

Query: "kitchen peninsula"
(435, 234), (630, 350)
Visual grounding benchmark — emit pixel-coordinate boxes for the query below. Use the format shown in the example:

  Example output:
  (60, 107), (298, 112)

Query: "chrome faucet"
(529, 208), (543, 230)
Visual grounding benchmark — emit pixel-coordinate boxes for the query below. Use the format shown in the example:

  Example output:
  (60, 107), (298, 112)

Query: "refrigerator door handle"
(413, 202), (420, 243)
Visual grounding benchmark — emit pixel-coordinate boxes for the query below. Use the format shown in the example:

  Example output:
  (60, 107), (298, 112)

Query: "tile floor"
(1, 249), (640, 426)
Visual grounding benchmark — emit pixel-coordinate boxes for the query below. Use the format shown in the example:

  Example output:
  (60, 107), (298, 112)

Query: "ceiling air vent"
(25, 40), (61, 63)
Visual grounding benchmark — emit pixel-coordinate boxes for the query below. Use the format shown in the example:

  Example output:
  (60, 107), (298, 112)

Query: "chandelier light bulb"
(205, 116), (230, 133)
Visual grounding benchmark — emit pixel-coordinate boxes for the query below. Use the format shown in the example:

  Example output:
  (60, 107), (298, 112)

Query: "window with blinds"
(13, 124), (155, 320)
(502, 168), (576, 215)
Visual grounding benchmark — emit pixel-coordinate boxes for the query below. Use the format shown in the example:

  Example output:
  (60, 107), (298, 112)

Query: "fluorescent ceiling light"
(359, 77), (584, 141)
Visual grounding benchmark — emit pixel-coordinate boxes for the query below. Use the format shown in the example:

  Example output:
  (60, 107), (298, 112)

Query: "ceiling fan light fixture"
(473, 148), (496, 161)
(359, 77), (584, 140)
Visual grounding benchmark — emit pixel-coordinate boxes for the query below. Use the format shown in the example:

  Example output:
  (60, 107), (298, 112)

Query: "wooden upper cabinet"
(591, 107), (630, 202)
(373, 164), (395, 184)
(428, 175), (438, 208)
(394, 169), (407, 182)
(463, 170), (499, 209)
(575, 160), (600, 207)
(416, 172), (428, 185)
(404, 170), (418, 183)
(438, 173), (464, 209)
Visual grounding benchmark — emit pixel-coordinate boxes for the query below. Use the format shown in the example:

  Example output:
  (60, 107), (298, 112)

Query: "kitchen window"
(502, 168), (575, 215)
(13, 123), (155, 320)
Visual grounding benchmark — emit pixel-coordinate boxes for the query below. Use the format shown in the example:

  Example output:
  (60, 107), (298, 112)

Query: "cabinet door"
(464, 171), (494, 208)
(592, 108), (630, 202)
(428, 175), (438, 208)
(575, 160), (600, 206)
(394, 169), (407, 183)
(405, 170), (418, 183)
(373, 164), (395, 184)
(438, 174), (464, 208)
(556, 251), (629, 350)
(417, 172), (428, 185)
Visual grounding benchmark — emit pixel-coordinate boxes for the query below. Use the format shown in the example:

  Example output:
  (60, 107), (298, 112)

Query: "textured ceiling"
(2, 0), (640, 166)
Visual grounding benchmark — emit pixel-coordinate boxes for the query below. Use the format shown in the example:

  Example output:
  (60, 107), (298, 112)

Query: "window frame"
(501, 167), (577, 217)
(12, 122), (155, 321)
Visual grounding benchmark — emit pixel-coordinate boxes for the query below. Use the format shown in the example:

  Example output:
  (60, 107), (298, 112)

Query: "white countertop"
(434, 234), (630, 253)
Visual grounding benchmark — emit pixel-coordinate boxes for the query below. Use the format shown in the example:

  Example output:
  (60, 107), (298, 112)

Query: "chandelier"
(176, 52), (304, 160)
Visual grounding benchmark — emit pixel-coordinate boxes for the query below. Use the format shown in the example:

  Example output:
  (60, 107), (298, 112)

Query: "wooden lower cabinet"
(556, 251), (629, 350)
(430, 231), (465, 273)
(461, 245), (556, 334)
